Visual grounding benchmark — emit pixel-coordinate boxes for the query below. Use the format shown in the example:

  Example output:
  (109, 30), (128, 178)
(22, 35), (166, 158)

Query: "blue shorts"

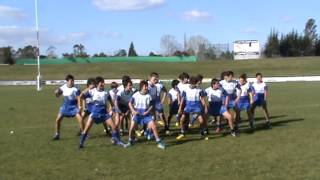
(169, 101), (179, 115)
(184, 105), (203, 114)
(84, 105), (93, 115)
(254, 98), (266, 107)
(208, 102), (223, 116)
(60, 105), (79, 117)
(220, 106), (228, 115)
(254, 94), (266, 107)
(133, 114), (153, 125)
(237, 101), (250, 111)
(90, 113), (112, 124)
(227, 100), (236, 109)
(151, 101), (164, 113)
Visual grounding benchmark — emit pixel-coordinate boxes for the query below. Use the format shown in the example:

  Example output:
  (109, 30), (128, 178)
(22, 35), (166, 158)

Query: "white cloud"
(0, 26), (36, 46)
(0, 5), (27, 20)
(92, 0), (165, 11)
(243, 28), (257, 34)
(182, 10), (212, 22)
(0, 25), (90, 49)
(280, 16), (294, 23)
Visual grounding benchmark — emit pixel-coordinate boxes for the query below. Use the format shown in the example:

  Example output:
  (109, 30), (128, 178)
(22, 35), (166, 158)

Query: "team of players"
(52, 71), (271, 150)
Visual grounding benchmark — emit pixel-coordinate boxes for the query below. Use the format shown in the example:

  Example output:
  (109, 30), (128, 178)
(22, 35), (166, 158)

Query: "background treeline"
(264, 18), (320, 57)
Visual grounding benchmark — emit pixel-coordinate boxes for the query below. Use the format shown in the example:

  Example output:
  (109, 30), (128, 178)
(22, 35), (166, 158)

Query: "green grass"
(1, 57), (320, 80)
(1, 82), (320, 179)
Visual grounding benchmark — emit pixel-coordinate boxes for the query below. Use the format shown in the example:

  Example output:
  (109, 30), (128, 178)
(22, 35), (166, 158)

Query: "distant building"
(233, 40), (260, 60)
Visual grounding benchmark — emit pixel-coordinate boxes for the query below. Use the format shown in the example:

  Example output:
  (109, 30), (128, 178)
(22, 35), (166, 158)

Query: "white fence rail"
(1, 76), (320, 86)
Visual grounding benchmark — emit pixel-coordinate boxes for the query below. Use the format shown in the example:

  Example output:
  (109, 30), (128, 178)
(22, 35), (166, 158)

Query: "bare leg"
(148, 121), (160, 141)
(75, 114), (84, 132)
(262, 103), (270, 122)
(223, 111), (235, 131)
(128, 120), (138, 143)
(54, 113), (63, 135)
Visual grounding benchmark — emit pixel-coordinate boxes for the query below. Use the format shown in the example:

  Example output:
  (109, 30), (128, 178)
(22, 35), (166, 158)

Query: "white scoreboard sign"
(234, 40), (260, 60)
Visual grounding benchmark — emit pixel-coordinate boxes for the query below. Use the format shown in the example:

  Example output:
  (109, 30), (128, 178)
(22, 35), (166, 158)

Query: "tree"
(62, 53), (73, 58)
(0, 47), (15, 64)
(186, 48), (196, 56)
(315, 39), (320, 56)
(187, 35), (210, 54)
(73, 44), (89, 57)
(220, 50), (234, 60)
(46, 45), (57, 59)
(197, 44), (216, 61)
(160, 35), (181, 56)
(279, 30), (302, 57)
(93, 52), (108, 57)
(15, 45), (37, 59)
(303, 18), (317, 56)
(128, 42), (138, 56)
(304, 18), (317, 45)
(264, 29), (280, 58)
(114, 49), (127, 57)
(149, 52), (161, 57)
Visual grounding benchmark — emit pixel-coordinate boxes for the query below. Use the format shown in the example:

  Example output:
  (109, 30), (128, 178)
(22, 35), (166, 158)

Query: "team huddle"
(52, 71), (271, 150)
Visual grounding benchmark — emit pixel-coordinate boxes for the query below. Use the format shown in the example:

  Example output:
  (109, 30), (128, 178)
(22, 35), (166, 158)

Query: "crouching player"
(79, 76), (124, 148)
(81, 78), (96, 123)
(167, 79), (181, 134)
(235, 74), (254, 130)
(115, 80), (136, 134)
(176, 76), (209, 140)
(126, 80), (166, 150)
(52, 74), (83, 140)
(251, 73), (271, 129)
(206, 79), (236, 136)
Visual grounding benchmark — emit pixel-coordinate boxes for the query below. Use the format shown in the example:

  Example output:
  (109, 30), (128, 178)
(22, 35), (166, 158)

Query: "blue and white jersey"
(155, 82), (166, 102)
(168, 88), (180, 103)
(84, 88), (111, 114)
(237, 82), (253, 101)
(220, 80), (240, 100)
(83, 88), (94, 112)
(177, 82), (190, 94)
(109, 88), (118, 102)
(178, 82), (190, 105)
(182, 86), (206, 107)
(117, 85), (125, 92)
(252, 81), (267, 94)
(130, 92), (152, 114)
(205, 87), (223, 103)
(219, 79), (226, 88)
(59, 84), (80, 106)
(148, 82), (166, 102)
(148, 82), (157, 101)
(252, 81), (267, 102)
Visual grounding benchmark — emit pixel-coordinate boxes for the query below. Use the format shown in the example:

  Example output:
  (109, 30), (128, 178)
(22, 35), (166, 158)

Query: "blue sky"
(0, 0), (319, 56)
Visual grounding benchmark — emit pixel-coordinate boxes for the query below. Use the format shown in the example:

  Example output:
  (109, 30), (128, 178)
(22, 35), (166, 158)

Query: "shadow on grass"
(241, 118), (304, 134)
(50, 115), (304, 148)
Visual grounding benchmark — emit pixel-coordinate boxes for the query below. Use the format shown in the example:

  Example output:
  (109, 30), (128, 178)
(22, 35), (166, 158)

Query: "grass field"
(1, 57), (320, 80)
(1, 81), (320, 179)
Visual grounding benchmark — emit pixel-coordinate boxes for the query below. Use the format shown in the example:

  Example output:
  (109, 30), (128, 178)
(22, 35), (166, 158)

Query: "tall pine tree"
(128, 42), (138, 56)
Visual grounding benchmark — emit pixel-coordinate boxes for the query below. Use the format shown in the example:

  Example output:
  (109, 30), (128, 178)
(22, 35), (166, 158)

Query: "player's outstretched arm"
(54, 88), (62, 98)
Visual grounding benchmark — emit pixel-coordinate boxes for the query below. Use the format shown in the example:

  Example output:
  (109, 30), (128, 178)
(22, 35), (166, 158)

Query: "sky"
(0, 0), (320, 56)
